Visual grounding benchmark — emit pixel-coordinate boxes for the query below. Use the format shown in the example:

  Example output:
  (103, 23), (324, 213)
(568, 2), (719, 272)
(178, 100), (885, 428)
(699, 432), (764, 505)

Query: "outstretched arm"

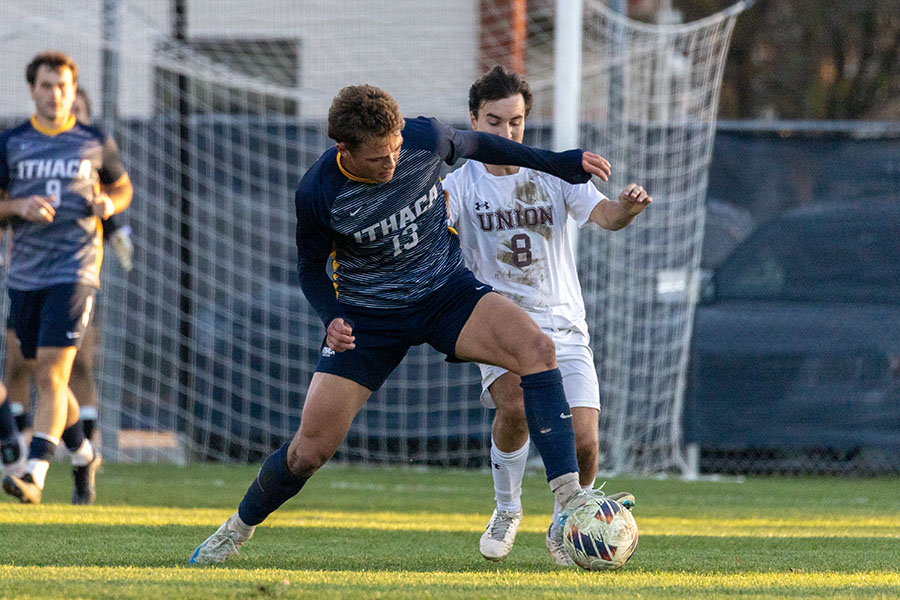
(590, 183), (652, 230)
(446, 125), (610, 184)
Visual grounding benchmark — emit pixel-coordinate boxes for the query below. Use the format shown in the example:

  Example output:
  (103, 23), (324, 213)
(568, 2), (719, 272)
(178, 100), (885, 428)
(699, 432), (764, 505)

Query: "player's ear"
(336, 142), (349, 156)
(469, 112), (478, 131)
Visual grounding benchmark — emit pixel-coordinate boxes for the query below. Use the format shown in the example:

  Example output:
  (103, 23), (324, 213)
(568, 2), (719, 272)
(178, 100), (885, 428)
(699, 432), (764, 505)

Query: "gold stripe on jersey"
(330, 246), (340, 297)
(336, 152), (378, 184)
(30, 114), (76, 136)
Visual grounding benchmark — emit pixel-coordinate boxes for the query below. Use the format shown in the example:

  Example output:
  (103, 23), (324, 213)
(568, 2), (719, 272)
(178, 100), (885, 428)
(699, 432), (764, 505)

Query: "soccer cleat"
(189, 512), (255, 565)
(607, 491), (636, 511)
(0, 435), (27, 480)
(546, 522), (574, 566)
(479, 508), (523, 561)
(72, 451), (102, 505)
(110, 226), (134, 272)
(2, 472), (42, 504)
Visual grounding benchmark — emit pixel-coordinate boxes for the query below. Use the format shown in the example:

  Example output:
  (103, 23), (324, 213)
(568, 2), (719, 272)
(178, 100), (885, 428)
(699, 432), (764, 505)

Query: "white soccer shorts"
(477, 327), (600, 411)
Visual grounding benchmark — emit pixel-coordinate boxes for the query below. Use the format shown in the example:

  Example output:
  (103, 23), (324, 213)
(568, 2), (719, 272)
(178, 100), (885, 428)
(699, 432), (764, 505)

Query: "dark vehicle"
(684, 201), (900, 473)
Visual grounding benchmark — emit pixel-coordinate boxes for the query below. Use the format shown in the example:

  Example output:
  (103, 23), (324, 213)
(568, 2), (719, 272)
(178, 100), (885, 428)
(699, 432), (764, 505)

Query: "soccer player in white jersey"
(443, 66), (651, 564)
(190, 84), (614, 565)
(0, 52), (133, 504)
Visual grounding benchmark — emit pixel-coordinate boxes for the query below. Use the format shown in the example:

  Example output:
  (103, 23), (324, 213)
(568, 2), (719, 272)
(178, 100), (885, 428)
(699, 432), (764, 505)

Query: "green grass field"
(1, 463), (898, 599)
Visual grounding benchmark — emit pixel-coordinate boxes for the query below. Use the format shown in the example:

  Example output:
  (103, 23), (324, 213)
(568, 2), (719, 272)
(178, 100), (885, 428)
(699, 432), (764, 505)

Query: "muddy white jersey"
(444, 159), (606, 333)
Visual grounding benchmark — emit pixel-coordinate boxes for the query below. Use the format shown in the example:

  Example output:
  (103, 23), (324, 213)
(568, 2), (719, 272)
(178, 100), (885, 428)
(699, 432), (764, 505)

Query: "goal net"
(0, 0), (746, 471)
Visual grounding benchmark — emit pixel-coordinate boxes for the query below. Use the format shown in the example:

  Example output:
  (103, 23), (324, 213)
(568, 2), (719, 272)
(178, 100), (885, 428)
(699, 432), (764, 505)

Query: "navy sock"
(0, 401), (17, 442)
(14, 413), (29, 432)
(82, 419), (96, 440)
(29, 436), (58, 461)
(238, 443), (308, 526)
(61, 420), (86, 452)
(520, 368), (579, 482)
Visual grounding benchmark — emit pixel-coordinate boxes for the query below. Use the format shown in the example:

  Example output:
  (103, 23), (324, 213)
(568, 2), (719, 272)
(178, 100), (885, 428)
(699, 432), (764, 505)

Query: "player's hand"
(92, 193), (115, 220)
(582, 152), (611, 182)
(16, 195), (56, 224)
(326, 317), (356, 352)
(618, 183), (652, 216)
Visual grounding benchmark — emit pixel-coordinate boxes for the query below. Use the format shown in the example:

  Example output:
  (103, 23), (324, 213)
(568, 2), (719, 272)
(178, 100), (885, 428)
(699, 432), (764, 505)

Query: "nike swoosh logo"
(66, 331), (81, 339)
(560, 413), (573, 419)
(349, 207), (362, 216)
(475, 286), (486, 290)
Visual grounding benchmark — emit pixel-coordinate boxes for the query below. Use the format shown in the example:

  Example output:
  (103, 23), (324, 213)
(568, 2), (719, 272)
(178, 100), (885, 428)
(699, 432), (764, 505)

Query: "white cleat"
(189, 512), (255, 565)
(548, 488), (596, 566)
(546, 522), (574, 566)
(479, 508), (523, 561)
(110, 226), (134, 272)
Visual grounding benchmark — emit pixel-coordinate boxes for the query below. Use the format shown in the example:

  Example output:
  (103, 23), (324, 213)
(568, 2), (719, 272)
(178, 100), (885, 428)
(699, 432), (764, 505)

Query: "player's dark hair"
(327, 85), (404, 150)
(75, 88), (92, 120)
(469, 66), (533, 118)
(26, 51), (79, 86)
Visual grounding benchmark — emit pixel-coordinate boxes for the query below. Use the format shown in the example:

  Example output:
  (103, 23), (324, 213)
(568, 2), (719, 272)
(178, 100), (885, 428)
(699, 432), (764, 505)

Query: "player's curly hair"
(26, 51), (79, 86)
(468, 66), (533, 118)
(327, 85), (404, 150)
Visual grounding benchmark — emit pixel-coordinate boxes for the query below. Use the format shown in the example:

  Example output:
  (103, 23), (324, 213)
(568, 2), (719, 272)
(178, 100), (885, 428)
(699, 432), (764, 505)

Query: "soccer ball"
(561, 493), (639, 571)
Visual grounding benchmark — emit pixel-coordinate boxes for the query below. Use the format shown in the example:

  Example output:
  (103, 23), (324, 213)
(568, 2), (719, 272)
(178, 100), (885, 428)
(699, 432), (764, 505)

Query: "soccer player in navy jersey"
(0, 52), (133, 505)
(1, 88), (133, 454)
(190, 84), (611, 564)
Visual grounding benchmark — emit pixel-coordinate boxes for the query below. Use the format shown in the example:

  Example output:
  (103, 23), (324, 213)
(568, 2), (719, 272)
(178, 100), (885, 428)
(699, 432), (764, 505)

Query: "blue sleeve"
(405, 117), (590, 185)
(295, 183), (346, 328)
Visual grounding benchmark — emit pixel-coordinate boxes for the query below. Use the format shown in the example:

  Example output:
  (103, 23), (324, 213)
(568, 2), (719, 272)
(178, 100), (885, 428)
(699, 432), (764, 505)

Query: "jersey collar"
(30, 114), (77, 136)
(336, 152), (378, 184)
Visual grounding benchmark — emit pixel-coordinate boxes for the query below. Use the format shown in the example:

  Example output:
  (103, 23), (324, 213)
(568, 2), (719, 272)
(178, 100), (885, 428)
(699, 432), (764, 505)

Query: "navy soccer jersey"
(0, 116), (126, 290)
(295, 116), (591, 326)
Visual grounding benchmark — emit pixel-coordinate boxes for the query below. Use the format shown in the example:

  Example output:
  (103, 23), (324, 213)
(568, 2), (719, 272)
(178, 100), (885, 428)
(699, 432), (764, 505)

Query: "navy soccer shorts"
(314, 268), (493, 391)
(7, 283), (97, 359)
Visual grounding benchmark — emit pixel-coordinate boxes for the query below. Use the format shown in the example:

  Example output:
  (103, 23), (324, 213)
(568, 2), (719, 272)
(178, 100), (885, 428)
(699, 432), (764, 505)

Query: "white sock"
(26, 459), (50, 489)
(549, 472), (581, 509)
(80, 406), (99, 421)
(70, 439), (94, 467)
(552, 481), (596, 527)
(490, 437), (529, 513)
(230, 512), (256, 535)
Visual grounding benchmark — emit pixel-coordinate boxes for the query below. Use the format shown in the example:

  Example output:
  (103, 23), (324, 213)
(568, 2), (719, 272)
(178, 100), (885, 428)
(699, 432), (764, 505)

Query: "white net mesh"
(0, 0), (745, 470)
(578, 1), (747, 473)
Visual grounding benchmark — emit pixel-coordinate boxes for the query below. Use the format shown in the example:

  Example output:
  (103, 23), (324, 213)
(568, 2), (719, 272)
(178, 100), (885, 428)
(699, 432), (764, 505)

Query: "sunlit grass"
(3, 505), (899, 538)
(1, 464), (898, 599)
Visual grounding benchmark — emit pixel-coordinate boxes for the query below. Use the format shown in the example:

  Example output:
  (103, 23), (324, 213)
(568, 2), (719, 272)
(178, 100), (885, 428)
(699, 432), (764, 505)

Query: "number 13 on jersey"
(391, 223), (419, 256)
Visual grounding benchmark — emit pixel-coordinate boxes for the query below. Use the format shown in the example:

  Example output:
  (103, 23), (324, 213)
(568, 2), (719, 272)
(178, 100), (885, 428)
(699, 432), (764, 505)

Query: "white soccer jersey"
(444, 159), (607, 333)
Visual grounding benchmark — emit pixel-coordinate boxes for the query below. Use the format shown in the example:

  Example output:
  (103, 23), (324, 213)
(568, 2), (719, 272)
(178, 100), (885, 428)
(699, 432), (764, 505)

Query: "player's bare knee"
(494, 396), (526, 428)
(526, 331), (557, 372)
(507, 330), (556, 374)
(7, 361), (32, 385)
(286, 443), (332, 478)
(33, 369), (66, 393)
